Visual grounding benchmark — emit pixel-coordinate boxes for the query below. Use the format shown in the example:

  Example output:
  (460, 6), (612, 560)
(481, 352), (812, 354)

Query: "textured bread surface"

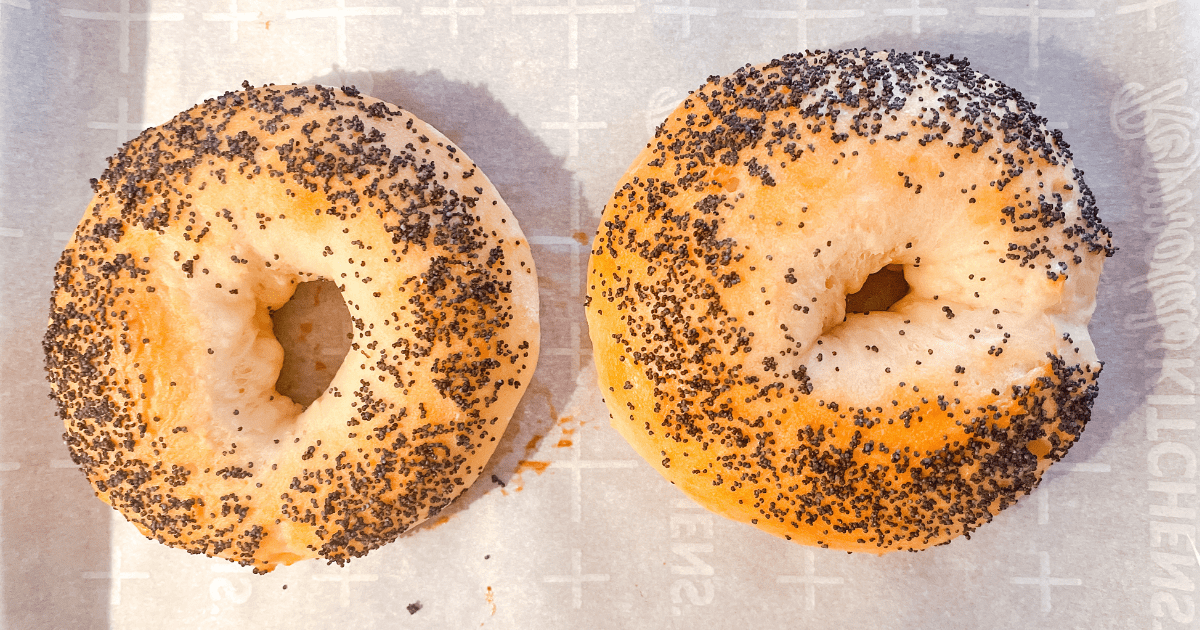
(586, 50), (1113, 551)
(44, 84), (539, 572)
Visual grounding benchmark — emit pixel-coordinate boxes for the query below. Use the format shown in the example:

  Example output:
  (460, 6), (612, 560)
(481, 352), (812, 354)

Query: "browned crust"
(586, 50), (1111, 552)
(44, 84), (539, 571)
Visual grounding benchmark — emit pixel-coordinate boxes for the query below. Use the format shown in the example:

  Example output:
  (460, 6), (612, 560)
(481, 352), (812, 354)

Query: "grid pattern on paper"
(0, 0), (1186, 628)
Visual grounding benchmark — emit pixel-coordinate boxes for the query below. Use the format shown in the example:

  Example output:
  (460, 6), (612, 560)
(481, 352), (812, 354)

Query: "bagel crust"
(586, 50), (1113, 552)
(44, 84), (539, 572)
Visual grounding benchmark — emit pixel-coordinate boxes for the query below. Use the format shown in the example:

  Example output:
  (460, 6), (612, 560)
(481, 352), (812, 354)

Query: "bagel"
(43, 83), (539, 572)
(586, 50), (1114, 551)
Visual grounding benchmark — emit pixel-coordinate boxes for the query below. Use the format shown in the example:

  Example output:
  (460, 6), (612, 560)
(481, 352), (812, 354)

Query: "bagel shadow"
(0, 6), (151, 629)
(299, 68), (582, 533)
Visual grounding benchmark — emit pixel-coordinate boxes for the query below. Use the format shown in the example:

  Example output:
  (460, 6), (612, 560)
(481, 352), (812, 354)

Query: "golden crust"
(44, 84), (539, 571)
(586, 50), (1112, 551)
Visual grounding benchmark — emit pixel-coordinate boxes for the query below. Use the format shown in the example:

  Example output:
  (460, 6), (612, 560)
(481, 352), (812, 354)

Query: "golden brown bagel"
(44, 83), (539, 572)
(586, 50), (1113, 551)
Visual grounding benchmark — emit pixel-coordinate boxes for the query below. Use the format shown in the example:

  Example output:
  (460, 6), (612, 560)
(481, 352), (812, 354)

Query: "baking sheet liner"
(1, 0), (1198, 627)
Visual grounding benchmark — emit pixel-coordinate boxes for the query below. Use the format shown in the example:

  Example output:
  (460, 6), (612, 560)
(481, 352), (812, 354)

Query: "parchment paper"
(2, 1), (1198, 628)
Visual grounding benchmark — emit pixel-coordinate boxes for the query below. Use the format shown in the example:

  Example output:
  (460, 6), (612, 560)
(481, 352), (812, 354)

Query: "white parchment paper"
(2, 1), (1198, 628)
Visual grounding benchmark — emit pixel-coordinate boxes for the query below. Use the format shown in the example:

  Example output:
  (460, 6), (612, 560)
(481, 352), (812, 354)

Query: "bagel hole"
(270, 279), (353, 408)
(845, 264), (909, 314)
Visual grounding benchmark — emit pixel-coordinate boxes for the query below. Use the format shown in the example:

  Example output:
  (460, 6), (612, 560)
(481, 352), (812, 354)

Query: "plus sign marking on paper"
(1035, 461), (1110, 525)
(1116, 0), (1177, 32)
(203, 0), (260, 44)
(976, 0), (1095, 71)
(1010, 550), (1082, 612)
(777, 548), (846, 611)
(421, 0), (485, 38)
(883, 0), (947, 35)
(550, 424), (639, 523)
(82, 546), (149, 606)
(87, 96), (152, 146)
(528, 179), (590, 371)
(543, 548), (610, 609)
(512, 0), (635, 70)
(744, 0), (864, 52)
(59, 0), (184, 73)
(286, 0), (404, 69)
(542, 93), (607, 159)
(526, 298), (588, 372)
(652, 0), (717, 39)
(312, 569), (380, 608)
